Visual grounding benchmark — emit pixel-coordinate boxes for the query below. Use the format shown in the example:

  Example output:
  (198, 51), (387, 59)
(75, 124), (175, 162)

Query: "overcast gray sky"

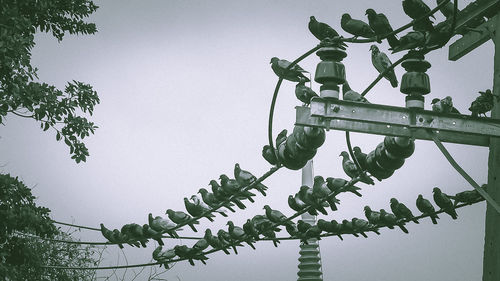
(0, 0), (494, 280)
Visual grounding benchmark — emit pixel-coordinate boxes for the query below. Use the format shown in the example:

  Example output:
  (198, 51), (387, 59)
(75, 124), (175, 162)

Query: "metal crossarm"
(296, 98), (500, 147)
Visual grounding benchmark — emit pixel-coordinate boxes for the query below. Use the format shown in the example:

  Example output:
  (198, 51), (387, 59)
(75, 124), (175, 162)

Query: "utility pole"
(297, 160), (323, 281)
(482, 12), (500, 281)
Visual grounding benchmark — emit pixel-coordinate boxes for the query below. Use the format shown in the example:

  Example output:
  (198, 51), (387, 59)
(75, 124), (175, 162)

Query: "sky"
(0, 0), (495, 280)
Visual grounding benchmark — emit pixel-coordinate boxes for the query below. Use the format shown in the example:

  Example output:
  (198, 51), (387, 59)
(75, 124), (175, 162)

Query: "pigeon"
(390, 31), (426, 53)
(312, 176), (339, 211)
(341, 13), (375, 39)
(352, 217), (380, 235)
(184, 197), (216, 222)
(192, 238), (210, 252)
(142, 224), (164, 246)
(220, 174), (256, 202)
(262, 145), (278, 165)
(304, 224), (323, 241)
(308, 16), (340, 41)
(100, 223), (124, 248)
(234, 163), (268, 196)
(325, 177), (363, 197)
(285, 222), (299, 237)
(297, 220), (312, 233)
(298, 185), (328, 215)
(431, 96), (460, 114)
(416, 194), (439, 224)
(390, 198), (419, 224)
(275, 129), (288, 147)
(453, 186), (486, 206)
(340, 151), (374, 185)
(261, 228), (280, 247)
(365, 8), (399, 48)
(288, 194), (306, 212)
(152, 246), (176, 268)
(204, 229), (230, 255)
(198, 188), (236, 213)
(317, 219), (343, 240)
(469, 89), (496, 117)
(227, 221), (256, 249)
(295, 78), (318, 104)
(174, 245), (208, 266)
(380, 209), (409, 233)
(243, 219), (261, 241)
(191, 194), (228, 217)
(341, 219), (362, 237)
(343, 81), (370, 103)
(251, 214), (279, 233)
(433, 187), (458, 219)
(166, 209), (199, 232)
(402, 0), (435, 32)
(437, 0), (455, 19)
(209, 180), (229, 202)
(425, 20), (453, 49)
(121, 223), (148, 247)
(364, 206), (382, 225)
(263, 205), (291, 226)
(352, 146), (368, 171)
(370, 45), (398, 88)
(217, 229), (240, 255)
(270, 57), (310, 82)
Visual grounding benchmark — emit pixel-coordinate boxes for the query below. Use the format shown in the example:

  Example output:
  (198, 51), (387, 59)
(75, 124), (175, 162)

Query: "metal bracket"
(296, 98), (500, 147)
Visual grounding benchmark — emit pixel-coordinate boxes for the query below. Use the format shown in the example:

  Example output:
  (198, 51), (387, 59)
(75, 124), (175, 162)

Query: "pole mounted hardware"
(295, 99), (500, 147)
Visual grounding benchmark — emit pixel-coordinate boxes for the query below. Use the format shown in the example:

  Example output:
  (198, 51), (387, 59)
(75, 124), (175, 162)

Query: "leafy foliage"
(0, 173), (101, 280)
(0, 0), (100, 162)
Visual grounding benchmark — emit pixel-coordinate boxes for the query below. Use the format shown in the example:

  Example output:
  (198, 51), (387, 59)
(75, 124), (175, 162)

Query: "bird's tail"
(398, 223), (409, 234)
(387, 35), (399, 49)
(430, 215), (438, 224)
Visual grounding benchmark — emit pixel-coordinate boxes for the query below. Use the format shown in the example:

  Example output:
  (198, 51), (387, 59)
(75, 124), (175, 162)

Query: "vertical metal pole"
(482, 13), (500, 281)
(297, 160), (323, 281)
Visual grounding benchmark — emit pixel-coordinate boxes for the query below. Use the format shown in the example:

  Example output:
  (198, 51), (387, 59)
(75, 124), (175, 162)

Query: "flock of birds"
(96, 0), (495, 269)
(100, 156), (486, 268)
(150, 178), (485, 268)
(269, 0), (498, 117)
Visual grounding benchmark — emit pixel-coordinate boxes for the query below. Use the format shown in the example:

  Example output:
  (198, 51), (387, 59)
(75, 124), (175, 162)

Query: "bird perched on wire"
(166, 209), (199, 232)
(243, 219), (261, 241)
(341, 219), (362, 238)
(380, 209), (409, 233)
(276, 129), (288, 147)
(390, 198), (419, 224)
(227, 221), (256, 250)
(365, 8), (399, 48)
(352, 146), (368, 171)
(100, 223), (124, 248)
(390, 30), (426, 53)
(234, 163), (268, 196)
(270, 57), (310, 82)
(262, 145), (278, 166)
(416, 194), (439, 224)
(353, 217), (380, 235)
(453, 186), (486, 206)
(198, 188), (236, 213)
(263, 205), (292, 226)
(343, 81), (370, 103)
(295, 78), (318, 105)
(340, 151), (374, 185)
(425, 20), (454, 49)
(469, 89), (497, 117)
(325, 177), (363, 197)
(142, 224), (164, 246)
(298, 185), (328, 215)
(364, 206), (382, 226)
(174, 245), (209, 266)
(433, 187), (458, 219)
(220, 174), (256, 202)
(341, 13), (375, 39)
(184, 197), (216, 222)
(431, 96), (460, 114)
(312, 176), (339, 211)
(402, 0), (435, 32)
(204, 229), (231, 255)
(370, 45), (398, 88)
(308, 16), (340, 41)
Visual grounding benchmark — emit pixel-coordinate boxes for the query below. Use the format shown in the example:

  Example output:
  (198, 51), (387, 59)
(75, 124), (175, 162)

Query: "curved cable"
(268, 45), (322, 163)
(51, 220), (101, 231)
